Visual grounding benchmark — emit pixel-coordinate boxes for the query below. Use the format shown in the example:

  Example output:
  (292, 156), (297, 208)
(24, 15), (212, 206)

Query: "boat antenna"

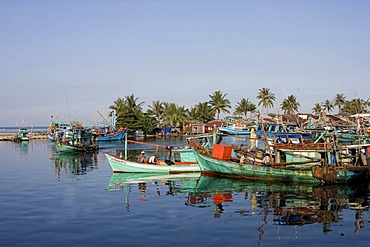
(65, 92), (72, 123)
(97, 110), (109, 126)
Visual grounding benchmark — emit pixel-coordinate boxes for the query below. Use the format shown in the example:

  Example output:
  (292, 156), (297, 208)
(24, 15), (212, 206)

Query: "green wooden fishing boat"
(191, 145), (369, 183)
(55, 126), (98, 153)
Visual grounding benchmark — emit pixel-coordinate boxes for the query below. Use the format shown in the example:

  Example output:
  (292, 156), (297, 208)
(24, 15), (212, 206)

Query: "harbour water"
(0, 136), (369, 246)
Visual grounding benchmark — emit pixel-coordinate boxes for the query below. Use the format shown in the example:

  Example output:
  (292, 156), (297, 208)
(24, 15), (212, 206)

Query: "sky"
(1, 0), (370, 127)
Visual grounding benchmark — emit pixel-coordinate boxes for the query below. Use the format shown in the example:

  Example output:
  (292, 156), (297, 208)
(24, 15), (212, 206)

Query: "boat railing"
(274, 142), (333, 151)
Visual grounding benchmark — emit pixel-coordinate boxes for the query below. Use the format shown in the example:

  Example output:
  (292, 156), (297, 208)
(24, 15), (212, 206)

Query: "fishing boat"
(55, 126), (99, 153)
(94, 126), (128, 142)
(16, 128), (29, 142)
(47, 122), (72, 141)
(218, 117), (254, 135)
(188, 131), (370, 183)
(103, 132), (218, 173)
(104, 152), (200, 173)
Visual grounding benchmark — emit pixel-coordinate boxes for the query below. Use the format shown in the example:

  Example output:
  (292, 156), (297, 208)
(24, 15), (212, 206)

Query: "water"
(0, 136), (369, 247)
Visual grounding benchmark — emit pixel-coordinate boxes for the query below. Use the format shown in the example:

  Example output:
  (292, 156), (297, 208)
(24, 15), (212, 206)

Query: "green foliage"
(256, 87), (276, 114)
(280, 95), (300, 114)
(208, 90), (231, 119)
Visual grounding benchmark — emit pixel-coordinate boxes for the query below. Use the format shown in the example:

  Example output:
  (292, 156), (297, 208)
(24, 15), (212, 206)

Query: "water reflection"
(54, 152), (98, 178)
(107, 173), (369, 234)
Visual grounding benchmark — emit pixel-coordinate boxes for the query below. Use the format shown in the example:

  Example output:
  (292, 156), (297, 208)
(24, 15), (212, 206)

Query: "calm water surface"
(0, 136), (369, 247)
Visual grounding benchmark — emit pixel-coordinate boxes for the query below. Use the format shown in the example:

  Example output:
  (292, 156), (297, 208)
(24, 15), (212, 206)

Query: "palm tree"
(147, 100), (164, 124)
(333, 94), (346, 115)
(109, 98), (127, 128)
(195, 102), (215, 123)
(280, 95), (300, 114)
(341, 98), (369, 116)
(109, 94), (145, 131)
(256, 87), (276, 115)
(162, 103), (188, 133)
(312, 103), (322, 115)
(234, 98), (256, 118)
(125, 94), (145, 115)
(208, 90), (231, 119)
(322, 99), (334, 113)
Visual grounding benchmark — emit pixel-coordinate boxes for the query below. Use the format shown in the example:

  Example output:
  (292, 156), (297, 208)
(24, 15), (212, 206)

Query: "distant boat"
(218, 117), (254, 135)
(16, 128), (29, 142)
(47, 122), (72, 141)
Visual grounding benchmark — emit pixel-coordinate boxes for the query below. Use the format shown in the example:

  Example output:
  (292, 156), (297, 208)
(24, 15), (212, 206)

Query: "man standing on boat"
(249, 128), (257, 149)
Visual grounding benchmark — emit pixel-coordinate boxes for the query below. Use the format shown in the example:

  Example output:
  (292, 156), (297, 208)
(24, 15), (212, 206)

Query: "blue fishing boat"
(95, 127), (128, 142)
(218, 118), (254, 135)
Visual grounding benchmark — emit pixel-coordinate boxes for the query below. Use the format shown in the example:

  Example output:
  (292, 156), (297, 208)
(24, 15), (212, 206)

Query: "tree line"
(108, 88), (369, 135)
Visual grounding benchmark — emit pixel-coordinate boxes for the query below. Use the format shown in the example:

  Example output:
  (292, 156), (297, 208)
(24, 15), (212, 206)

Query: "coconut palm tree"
(195, 102), (215, 123)
(234, 98), (256, 118)
(341, 98), (369, 116)
(322, 99), (334, 113)
(280, 95), (300, 114)
(162, 103), (188, 133)
(109, 94), (145, 131)
(333, 94), (346, 115)
(256, 87), (276, 115)
(208, 90), (231, 119)
(147, 100), (164, 124)
(312, 103), (322, 115)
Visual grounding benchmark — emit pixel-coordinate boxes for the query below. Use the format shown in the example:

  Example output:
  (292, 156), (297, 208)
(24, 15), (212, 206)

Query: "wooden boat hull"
(104, 152), (200, 173)
(192, 148), (366, 183)
(56, 143), (98, 153)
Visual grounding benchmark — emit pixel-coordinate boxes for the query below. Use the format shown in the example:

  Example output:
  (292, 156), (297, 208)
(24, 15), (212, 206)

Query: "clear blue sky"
(1, 0), (369, 126)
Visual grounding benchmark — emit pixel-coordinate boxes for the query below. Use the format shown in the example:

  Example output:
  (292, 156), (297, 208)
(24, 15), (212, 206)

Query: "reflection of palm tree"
(256, 87), (276, 115)
(208, 90), (231, 119)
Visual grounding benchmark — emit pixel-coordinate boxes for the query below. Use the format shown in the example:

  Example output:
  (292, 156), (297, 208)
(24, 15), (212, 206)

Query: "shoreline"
(0, 132), (48, 141)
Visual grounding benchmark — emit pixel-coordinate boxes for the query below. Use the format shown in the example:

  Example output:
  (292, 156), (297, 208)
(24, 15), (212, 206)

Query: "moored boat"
(104, 152), (200, 173)
(95, 127), (128, 142)
(55, 126), (99, 153)
(16, 128), (29, 142)
(188, 133), (370, 183)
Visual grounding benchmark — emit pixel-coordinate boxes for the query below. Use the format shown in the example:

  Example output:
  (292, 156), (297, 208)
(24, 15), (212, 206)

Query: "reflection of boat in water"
(54, 152), (98, 177)
(107, 172), (368, 231)
(106, 172), (201, 190)
(185, 176), (368, 226)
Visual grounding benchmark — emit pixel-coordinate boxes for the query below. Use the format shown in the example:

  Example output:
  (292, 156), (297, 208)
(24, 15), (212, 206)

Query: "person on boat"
(148, 155), (158, 164)
(240, 153), (247, 164)
(249, 128), (257, 149)
(137, 151), (146, 163)
(262, 153), (271, 167)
